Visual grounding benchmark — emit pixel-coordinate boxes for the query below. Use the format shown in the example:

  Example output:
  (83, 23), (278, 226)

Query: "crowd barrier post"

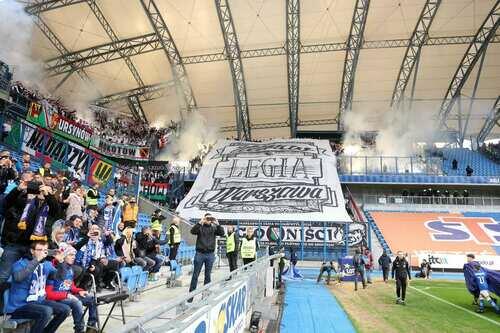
(300, 221), (304, 261)
(344, 223), (349, 256)
(367, 221), (372, 250)
(322, 223), (327, 261)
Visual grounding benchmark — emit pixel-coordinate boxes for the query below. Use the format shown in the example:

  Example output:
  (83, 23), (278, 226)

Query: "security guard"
(150, 209), (165, 238)
(86, 183), (100, 210)
(240, 227), (258, 266)
(167, 217), (182, 261)
(38, 161), (52, 177)
(225, 226), (239, 272)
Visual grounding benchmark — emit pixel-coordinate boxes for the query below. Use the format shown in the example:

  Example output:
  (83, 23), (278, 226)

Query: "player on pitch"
(392, 250), (411, 305)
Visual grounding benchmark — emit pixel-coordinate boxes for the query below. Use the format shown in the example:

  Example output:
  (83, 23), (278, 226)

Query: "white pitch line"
(410, 286), (500, 327)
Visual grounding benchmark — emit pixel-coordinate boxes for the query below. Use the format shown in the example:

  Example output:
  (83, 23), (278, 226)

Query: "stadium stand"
(441, 148), (500, 177)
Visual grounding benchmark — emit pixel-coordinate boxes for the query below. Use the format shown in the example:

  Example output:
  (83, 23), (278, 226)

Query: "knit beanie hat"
(58, 242), (77, 258)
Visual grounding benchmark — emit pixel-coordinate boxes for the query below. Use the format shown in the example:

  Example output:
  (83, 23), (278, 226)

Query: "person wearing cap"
(122, 197), (139, 228)
(46, 243), (98, 333)
(167, 217), (182, 261)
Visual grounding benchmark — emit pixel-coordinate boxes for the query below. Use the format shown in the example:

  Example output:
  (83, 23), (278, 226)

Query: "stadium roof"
(21, 0), (500, 140)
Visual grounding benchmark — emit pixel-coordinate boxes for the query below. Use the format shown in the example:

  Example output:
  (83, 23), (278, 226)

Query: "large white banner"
(177, 139), (352, 222)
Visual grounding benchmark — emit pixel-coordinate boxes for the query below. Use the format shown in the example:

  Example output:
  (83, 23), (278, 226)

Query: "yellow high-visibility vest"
(166, 224), (181, 245)
(86, 189), (98, 206)
(241, 237), (256, 259)
(122, 204), (138, 222)
(226, 233), (236, 253)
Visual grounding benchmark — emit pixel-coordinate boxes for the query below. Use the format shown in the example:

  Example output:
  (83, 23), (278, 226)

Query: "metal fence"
(117, 253), (282, 333)
(338, 155), (443, 175)
(361, 194), (500, 207)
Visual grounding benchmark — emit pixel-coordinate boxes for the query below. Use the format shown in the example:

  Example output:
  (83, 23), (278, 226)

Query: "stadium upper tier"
(441, 148), (500, 176)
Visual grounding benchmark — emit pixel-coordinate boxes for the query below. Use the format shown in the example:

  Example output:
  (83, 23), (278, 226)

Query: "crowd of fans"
(93, 108), (178, 147)
(9, 81), (178, 153)
(480, 142), (500, 164)
(0, 149), (172, 332)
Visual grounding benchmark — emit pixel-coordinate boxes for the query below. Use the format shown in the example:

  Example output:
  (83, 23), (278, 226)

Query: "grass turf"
(328, 279), (500, 333)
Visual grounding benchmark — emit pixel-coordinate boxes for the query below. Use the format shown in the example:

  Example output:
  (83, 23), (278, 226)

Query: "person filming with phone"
(188, 213), (225, 302)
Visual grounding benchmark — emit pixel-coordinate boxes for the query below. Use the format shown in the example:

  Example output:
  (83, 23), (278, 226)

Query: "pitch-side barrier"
(117, 253), (283, 333)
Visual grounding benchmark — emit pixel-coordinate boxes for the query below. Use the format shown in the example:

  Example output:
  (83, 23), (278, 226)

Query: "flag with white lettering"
(177, 139), (352, 222)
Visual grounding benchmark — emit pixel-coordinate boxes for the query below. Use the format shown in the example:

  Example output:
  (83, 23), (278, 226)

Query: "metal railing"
(361, 194), (500, 207)
(117, 252), (282, 333)
(338, 155), (444, 175)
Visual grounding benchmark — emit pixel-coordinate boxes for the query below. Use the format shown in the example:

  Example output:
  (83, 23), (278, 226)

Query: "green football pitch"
(329, 279), (500, 333)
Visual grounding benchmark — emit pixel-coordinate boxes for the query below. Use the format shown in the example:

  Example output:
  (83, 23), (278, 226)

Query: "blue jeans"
(151, 255), (165, 273)
(189, 252), (215, 294)
(0, 244), (28, 283)
(11, 300), (71, 333)
(60, 295), (98, 333)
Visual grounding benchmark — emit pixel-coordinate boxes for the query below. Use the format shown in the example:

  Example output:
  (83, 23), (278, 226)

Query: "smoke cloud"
(342, 105), (441, 173)
(0, 0), (45, 87)
(156, 111), (219, 163)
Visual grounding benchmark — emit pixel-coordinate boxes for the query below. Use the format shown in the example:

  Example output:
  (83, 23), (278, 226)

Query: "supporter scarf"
(27, 264), (46, 302)
(80, 239), (104, 269)
(20, 199), (49, 241)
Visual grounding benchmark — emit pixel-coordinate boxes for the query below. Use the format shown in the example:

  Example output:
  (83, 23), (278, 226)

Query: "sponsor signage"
(415, 253), (500, 270)
(91, 137), (150, 161)
(370, 212), (500, 263)
(178, 139), (352, 222)
(209, 282), (248, 333)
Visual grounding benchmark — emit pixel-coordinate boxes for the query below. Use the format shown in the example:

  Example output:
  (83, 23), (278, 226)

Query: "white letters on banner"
(416, 253), (500, 270)
(177, 139), (352, 222)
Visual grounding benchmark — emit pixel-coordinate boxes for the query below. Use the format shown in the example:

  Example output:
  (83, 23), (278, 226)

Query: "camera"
(206, 217), (216, 222)
(26, 181), (42, 195)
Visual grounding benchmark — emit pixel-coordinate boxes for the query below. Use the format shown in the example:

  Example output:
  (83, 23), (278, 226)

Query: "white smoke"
(156, 111), (219, 163)
(0, 0), (45, 87)
(342, 105), (441, 173)
(61, 79), (102, 123)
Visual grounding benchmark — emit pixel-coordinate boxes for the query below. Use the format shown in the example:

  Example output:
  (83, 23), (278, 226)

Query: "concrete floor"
(58, 263), (231, 333)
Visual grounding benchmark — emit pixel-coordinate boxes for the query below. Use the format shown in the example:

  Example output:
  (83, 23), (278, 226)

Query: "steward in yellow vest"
(86, 183), (100, 208)
(167, 217), (182, 260)
(122, 198), (139, 228)
(225, 226), (239, 272)
(241, 227), (258, 265)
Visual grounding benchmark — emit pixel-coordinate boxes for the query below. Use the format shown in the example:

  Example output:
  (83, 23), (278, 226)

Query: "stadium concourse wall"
(363, 206), (500, 271)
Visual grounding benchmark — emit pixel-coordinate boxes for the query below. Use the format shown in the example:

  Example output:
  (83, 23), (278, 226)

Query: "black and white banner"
(177, 139), (352, 222)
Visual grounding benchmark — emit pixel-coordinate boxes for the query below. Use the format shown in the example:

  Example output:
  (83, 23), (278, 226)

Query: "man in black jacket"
(188, 213), (225, 301)
(0, 178), (60, 283)
(392, 251), (411, 305)
(378, 251), (392, 283)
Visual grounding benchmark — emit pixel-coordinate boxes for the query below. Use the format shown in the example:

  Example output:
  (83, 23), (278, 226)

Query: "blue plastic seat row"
(119, 265), (149, 295)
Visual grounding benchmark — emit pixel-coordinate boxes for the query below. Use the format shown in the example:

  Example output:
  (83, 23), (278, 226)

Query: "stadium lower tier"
(366, 210), (500, 270)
